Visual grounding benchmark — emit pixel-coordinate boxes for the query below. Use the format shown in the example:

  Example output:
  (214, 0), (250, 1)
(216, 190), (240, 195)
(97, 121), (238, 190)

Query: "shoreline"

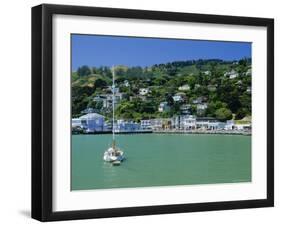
(72, 130), (251, 136)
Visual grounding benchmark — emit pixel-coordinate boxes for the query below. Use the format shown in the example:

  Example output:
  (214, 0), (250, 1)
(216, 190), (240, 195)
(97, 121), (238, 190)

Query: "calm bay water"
(71, 134), (251, 190)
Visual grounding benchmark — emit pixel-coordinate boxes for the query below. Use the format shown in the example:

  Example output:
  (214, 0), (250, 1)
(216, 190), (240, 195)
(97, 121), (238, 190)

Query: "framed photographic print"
(32, 4), (274, 221)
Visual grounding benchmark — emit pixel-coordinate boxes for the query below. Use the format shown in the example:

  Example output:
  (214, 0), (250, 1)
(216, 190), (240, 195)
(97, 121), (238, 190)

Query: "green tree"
(77, 65), (91, 77)
(94, 78), (107, 89)
(215, 108), (232, 121)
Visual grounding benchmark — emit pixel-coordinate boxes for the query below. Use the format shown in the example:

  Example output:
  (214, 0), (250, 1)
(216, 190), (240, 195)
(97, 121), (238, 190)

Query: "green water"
(71, 134), (251, 190)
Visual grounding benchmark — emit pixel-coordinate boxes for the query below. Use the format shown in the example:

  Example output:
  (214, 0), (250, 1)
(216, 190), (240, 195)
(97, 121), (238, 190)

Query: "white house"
(192, 96), (203, 104)
(172, 93), (186, 102)
(207, 121), (226, 130)
(123, 80), (130, 87)
(224, 69), (239, 79)
(93, 93), (123, 109)
(79, 113), (105, 133)
(196, 117), (218, 130)
(207, 85), (217, 92)
(158, 101), (170, 112)
(196, 103), (208, 115)
(180, 104), (191, 115)
(178, 84), (190, 91)
(139, 88), (149, 96)
(246, 68), (252, 76)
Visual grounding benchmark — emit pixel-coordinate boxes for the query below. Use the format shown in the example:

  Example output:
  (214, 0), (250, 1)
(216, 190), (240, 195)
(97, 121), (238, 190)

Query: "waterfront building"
(225, 120), (235, 130)
(180, 115), (196, 130)
(140, 120), (152, 130)
(158, 101), (170, 112)
(79, 113), (105, 133)
(115, 119), (141, 132)
(196, 117), (218, 130)
(72, 118), (82, 128)
(150, 118), (164, 130)
(235, 123), (251, 131)
(171, 116), (180, 129)
(207, 121), (226, 130)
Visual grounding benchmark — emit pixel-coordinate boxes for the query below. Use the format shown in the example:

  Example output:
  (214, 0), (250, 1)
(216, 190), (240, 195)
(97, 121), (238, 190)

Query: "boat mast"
(112, 66), (116, 148)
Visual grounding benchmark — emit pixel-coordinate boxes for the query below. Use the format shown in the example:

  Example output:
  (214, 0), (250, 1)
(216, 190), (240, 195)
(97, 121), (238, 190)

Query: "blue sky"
(71, 34), (251, 71)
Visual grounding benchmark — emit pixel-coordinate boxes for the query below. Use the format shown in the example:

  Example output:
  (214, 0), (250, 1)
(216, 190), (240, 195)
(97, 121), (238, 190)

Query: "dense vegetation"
(72, 58), (251, 122)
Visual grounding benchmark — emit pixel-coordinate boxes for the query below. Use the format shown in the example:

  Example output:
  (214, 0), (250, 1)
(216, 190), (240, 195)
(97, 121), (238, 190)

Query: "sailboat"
(103, 66), (125, 165)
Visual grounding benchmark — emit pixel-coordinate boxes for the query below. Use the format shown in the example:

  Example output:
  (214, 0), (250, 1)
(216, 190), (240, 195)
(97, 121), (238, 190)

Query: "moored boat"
(103, 66), (125, 165)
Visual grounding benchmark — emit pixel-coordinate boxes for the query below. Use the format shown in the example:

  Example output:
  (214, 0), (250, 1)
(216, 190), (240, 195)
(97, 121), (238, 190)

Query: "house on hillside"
(192, 96), (203, 104)
(246, 68), (252, 76)
(207, 84), (217, 92)
(158, 101), (170, 112)
(178, 84), (190, 91)
(204, 71), (211, 75)
(123, 80), (130, 87)
(180, 104), (191, 115)
(93, 93), (123, 109)
(139, 88), (149, 96)
(196, 103), (208, 115)
(172, 92), (186, 102)
(224, 69), (239, 79)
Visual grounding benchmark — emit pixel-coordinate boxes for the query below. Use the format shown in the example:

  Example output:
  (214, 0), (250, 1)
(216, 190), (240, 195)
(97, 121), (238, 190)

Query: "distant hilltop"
(72, 58), (252, 123)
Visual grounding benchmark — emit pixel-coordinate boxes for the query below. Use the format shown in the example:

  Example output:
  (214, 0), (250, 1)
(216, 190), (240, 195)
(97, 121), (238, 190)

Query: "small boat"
(103, 66), (125, 164)
(103, 141), (125, 162)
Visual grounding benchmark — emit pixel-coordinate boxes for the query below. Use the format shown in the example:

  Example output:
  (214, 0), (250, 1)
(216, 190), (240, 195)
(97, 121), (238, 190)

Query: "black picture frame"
(32, 3), (274, 222)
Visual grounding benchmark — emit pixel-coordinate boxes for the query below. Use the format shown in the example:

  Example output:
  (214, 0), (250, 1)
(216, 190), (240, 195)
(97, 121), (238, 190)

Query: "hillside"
(72, 58), (251, 122)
